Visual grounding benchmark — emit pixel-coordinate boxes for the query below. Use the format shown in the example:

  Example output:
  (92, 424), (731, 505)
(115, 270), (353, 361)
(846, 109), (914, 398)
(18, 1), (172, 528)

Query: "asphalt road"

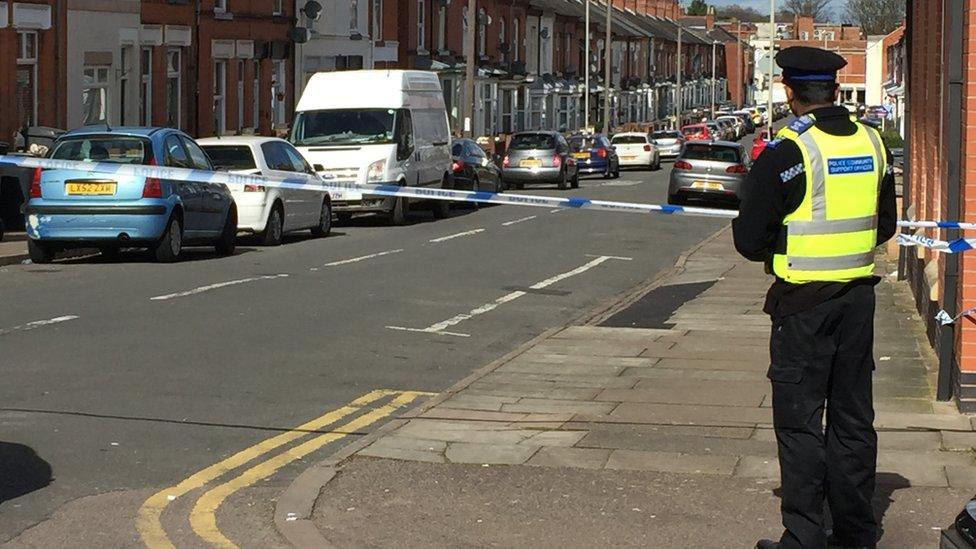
(0, 158), (732, 544)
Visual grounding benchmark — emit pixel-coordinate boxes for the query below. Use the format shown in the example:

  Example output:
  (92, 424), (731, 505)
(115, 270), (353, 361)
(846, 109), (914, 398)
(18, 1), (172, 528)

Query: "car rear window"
(653, 131), (681, 139)
(681, 144), (741, 163)
(682, 126), (705, 136)
(568, 137), (601, 151)
(611, 135), (647, 145)
(510, 134), (555, 150)
(202, 145), (258, 171)
(52, 136), (149, 164)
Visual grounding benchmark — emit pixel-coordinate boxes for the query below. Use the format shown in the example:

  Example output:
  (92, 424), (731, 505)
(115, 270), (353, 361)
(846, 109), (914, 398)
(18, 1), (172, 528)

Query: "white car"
(198, 136), (332, 246)
(610, 132), (661, 170)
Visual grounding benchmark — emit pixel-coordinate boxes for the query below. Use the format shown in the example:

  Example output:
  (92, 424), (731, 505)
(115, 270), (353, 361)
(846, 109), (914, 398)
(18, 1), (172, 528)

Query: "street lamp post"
(463, 0), (476, 138)
(711, 40), (717, 119)
(767, 0), (775, 126)
(602, 0), (611, 135)
(584, 0), (590, 131)
(675, 24), (682, 129)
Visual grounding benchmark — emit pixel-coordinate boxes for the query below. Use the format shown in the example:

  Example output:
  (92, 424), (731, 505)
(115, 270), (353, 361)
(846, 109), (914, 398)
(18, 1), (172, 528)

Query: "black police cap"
(776, 46), (848, 82)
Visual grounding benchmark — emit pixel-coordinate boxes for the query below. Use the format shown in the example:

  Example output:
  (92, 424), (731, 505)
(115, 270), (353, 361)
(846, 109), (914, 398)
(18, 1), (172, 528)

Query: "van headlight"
(366, 159), (387, 182)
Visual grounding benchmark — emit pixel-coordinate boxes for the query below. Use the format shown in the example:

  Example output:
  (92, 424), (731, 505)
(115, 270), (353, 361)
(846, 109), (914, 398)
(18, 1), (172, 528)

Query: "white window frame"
(82, 64), (111, 125)
(166, 48), (181, 129)
(271, 59), (285, 128)
(513, 19), (519, 62)
(213, 59), (226, 135)
(237, 60), (245, 132)
(477, 9), (486, 57)
(214, 0), (226, 14)
(252, 59), (260, 130)
(436, 4), (446, 52)
(273, 0), (283, 16)
(16, 30), (38, 127)
(140, 47), (152, 125)
(416, 0), (425, 52)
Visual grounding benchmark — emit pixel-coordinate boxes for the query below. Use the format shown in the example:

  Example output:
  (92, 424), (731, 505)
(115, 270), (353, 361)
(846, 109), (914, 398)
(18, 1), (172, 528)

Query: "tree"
(843, 0), (904, 35)
(686, 0), (709, 16)
(780, 0), (833, 22)
(716, 4), (765, 22)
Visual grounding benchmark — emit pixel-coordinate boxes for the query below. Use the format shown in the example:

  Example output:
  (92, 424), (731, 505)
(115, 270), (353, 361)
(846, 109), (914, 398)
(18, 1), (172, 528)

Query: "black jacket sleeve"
(875, 147), (897, 245)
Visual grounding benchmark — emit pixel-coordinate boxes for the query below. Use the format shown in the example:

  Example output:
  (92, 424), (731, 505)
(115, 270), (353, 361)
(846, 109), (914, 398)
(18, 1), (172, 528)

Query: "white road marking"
(549, 209), (563, 213)
(428, 229), (485, 243)
(502, 216), (537, 226)
(150, 275), (289, 301)
(0, 315), (79, 336)
(387, 255), (626, 337)
(323, 249), (403, 267)
(585, 254), (633, 261)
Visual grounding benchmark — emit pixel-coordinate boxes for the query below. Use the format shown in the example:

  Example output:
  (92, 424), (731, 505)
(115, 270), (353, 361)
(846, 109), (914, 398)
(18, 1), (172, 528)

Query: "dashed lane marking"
(428, 229), (486, 243)
(502, 216), (537, 226)
(386, 255), (629, 337)
(322, 249), (404, 267)
(0, 315), (79, 336)
(149, 275), (289, 301)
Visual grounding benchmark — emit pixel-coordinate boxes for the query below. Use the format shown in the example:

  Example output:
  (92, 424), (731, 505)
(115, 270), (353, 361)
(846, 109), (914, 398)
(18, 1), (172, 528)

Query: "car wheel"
(431, 175), (452, 219)
(571, 171), (580, 189)
(613, 164), (621, 179)
(335, 213), (353, 226)
(259, 202), (284, 246)
(388, 194), (408, 226)
(469, 176), (481, 208)
(603, 164), (613, 180)
(311, 199), (332, 237)
(153, 216), (182, 263)
(28, 240), (56, 264)
(558, 169), (569, 190)
(215, 208), (237, 256)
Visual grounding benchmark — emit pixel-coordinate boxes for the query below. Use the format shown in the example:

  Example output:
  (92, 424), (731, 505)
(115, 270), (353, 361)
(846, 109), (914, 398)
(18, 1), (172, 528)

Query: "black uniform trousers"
(768, 283), (878, 549)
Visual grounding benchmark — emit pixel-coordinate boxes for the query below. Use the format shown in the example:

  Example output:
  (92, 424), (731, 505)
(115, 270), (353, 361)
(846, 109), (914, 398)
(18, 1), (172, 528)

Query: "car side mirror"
(313, 163), (325, 172)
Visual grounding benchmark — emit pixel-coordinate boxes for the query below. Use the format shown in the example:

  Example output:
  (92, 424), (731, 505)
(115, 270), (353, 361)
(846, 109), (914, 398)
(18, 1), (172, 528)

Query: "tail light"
(142, 156), (163, 198)
(674, 160), (693, 170)
(28, 167), (42, 199)
(597, 148), (608, 159)
(552, 155), (562, 168)
(243, 184), (266, 192)
(726, 164), (748, 174)
(502, 156), (510, 168)
(452, 160), (463, 173)
(643, 144), (652, 152)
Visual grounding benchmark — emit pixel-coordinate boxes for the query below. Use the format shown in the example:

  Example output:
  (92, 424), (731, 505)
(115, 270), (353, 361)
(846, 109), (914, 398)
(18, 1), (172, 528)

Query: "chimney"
(705, 5), (715, 29)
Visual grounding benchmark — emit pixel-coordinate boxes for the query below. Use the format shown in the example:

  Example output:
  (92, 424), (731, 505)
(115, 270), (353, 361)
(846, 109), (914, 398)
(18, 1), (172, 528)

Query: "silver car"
(501, 132), (579, 190)
(652, 130), (685, 160)
(667, 140), (750, 207)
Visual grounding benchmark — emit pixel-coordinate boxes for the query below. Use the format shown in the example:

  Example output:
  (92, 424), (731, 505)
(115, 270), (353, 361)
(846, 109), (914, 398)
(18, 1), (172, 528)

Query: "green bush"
(880, 128), (904, 149)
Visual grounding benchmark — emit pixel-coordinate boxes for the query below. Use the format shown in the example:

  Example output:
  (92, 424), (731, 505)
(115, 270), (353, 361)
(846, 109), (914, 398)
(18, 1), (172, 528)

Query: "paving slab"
(941, 431), (976, 451)
(479, 371), (640, 389)
(578, 427), (777, 457)
(445, 442), (539, 465)
(945, 465), (976, 489)
(651, 357), (768, 372)
(552, 325), (678, 342)
(629, 367), (768, 382)
(607, 402), (772, 426)
(440, 394), (521, 411)
(466, 382), (602, 401)
(500, 398), (618, 415)
(525, 342), (674, 357)
(596, 382), (767, 408)
(359, 444), (447, 463)
(605, 449), (738, 475)
(526, 447), (612, 469)
(522, 430), (587, 447)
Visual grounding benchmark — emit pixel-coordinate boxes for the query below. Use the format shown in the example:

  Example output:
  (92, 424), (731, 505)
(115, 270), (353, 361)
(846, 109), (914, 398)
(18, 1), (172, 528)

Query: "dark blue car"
(24, 127), (237, 263)
(567, 134), (620, 179)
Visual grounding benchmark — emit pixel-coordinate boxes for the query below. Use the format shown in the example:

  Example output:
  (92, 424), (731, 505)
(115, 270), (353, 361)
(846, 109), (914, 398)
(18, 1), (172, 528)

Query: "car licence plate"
(622, 155), (637, 161)
(572, 152), (589, 160)
(65, 181), (117, 195)
(691, 181), (724, 191)
(520, 159), (542, 168)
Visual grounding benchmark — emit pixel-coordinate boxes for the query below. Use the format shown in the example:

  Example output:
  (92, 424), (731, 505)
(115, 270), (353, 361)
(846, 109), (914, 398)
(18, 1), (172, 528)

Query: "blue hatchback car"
(567, 134), (620, 179)
(24, 127), (237, 263)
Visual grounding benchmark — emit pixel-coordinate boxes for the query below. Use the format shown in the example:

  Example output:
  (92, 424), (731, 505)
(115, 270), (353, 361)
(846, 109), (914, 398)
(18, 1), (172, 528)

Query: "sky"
(701, 0), (847, 17)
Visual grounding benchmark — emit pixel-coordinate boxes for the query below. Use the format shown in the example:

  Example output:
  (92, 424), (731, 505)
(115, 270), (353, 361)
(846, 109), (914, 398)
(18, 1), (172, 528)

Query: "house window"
(16, 31), (38, 129)
(252, 60), (260, 129)
(349, 0), (358, 32)
(499, 17), (506, 54)
(237, 60), (245, 132)
(140, 47), (152, 125)
(166, 48), (181, 129)
(120, 46), (131, 125)
(372, 0), (382, 40)
(557, 95), (570, 131)
(501, 88), (516, 133)
(213, 60), (226, 135)
(513, 19), (519, 62)
(436, 5), (446, 52)
(417, 0), (425, 52)
(82, 65), (110, 125)
(477, 9), (486, 57)
(214, 0), (226, 13)
(271, 59), (285, 128)
(273, 0), (282, 15)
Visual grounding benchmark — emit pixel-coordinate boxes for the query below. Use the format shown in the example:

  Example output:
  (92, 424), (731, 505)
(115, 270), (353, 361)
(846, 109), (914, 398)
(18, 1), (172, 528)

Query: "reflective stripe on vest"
(771, 115), (885, 283)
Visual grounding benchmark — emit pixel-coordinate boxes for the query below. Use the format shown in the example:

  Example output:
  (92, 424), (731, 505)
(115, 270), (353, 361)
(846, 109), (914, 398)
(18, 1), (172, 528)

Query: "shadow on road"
(0, 442), (52, 505)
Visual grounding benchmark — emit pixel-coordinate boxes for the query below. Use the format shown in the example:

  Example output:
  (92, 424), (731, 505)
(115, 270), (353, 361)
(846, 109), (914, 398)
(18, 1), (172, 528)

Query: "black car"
(451, 139), (503, 193)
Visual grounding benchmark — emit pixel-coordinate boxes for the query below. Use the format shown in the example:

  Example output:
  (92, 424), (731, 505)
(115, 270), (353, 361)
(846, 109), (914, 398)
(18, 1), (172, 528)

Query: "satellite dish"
(302, 0), (322, 21)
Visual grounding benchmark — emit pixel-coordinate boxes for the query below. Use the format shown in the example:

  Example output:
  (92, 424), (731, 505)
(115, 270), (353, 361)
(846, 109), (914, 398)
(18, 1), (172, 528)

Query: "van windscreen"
(291, 109), (397, 146)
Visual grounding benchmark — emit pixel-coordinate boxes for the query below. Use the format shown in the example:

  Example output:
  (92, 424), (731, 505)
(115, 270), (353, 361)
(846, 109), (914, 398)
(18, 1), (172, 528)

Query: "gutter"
(898, 2), (912, 281)
(937, 0), (963, 401)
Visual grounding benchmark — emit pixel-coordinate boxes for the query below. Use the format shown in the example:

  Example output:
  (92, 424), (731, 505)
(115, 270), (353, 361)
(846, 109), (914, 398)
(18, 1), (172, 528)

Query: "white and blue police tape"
(0, 155), (741, 221)
(897, 233), (976, 254)
(936, 307), (976, 326)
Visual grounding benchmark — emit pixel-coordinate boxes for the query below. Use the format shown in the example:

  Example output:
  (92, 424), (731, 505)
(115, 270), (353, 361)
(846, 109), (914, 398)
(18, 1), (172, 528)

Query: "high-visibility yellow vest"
(770, 114), (888, 283)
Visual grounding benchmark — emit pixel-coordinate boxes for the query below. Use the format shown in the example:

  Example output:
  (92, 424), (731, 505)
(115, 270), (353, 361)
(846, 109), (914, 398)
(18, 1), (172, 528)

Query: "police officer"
(732, 47), (897, 549)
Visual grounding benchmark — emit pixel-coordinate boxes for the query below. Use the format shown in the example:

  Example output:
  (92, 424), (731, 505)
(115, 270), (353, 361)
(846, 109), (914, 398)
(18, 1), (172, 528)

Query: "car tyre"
(311, 199), (332, 237)
(571, 171), (580, 189)
(613, 164), (621, 179)
(603, 164), (613, 180)
(558, 169), (569, 190)
(388, 194), (408, 226)
(215, 208), (237, 256)
(431, 175), (452, 219)
(259, 202), (284, 246)
(153, 217), (182, 263)
(28, 240), (56, 264)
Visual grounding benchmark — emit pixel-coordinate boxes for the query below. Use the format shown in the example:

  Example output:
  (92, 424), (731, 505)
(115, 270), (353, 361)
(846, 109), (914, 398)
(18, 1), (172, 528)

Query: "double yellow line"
(137, 389), (428, 548)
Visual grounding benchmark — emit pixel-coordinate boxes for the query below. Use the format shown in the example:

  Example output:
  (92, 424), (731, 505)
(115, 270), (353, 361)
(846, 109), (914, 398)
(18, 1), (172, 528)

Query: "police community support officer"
(732, 47), (897, 549)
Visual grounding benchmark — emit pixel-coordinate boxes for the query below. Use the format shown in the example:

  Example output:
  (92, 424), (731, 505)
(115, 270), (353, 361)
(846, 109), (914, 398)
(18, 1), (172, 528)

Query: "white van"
(290, 70), (453, 225)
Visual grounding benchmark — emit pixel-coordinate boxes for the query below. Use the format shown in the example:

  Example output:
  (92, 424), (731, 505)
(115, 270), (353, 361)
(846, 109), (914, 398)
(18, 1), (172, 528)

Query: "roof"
(196, 136), (284, 145)
(62, 126), (172, 137)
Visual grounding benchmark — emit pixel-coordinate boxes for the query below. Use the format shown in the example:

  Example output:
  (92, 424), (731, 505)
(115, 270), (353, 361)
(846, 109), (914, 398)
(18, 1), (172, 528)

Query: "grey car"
(501, 132), (579, 190)
(652, 130), (685, 160)
(667, 140), (750, 207)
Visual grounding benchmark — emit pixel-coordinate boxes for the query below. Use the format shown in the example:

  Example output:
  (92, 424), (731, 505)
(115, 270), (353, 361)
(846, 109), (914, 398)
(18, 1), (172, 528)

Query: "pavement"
(280, 232), (976, 549)
(0, 232), (28, 266)
(0, 165), (729, 546)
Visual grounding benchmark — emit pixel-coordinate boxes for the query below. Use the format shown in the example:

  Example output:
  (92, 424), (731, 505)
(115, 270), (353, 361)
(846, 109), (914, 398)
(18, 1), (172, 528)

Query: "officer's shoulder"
(787, 115), (816, 136)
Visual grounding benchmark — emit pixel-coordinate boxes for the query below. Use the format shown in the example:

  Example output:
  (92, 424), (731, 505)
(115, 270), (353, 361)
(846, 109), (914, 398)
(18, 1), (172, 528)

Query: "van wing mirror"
(313, 163), (325, 172)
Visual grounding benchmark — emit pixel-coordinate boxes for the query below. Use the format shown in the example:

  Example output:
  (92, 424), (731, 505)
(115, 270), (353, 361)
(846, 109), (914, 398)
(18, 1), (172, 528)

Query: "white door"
(282, 143), (322, 226)
(260, 141), (303, 230)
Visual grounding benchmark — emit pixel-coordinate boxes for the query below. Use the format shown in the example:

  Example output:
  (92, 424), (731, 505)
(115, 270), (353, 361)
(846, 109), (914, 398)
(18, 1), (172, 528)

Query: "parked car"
(682, 124), (714, 141)
(668, 140), (750, 207)
(290, 70), (453, 225)
(731, 111), (756, 134)
(451, 138), (502, 193)
(198, 136), (332, 246)
(24, 127), (236, 263)
(717, 116), (745, 140)
(705, 122), (726, 141)
(501, 131), (580, 190)
(751, 127), (774, 161)
(567, 134), (619, 179)
(713, 119), (737, 141)
(652, 130), (685, 161)
(610, 132), (661, 170)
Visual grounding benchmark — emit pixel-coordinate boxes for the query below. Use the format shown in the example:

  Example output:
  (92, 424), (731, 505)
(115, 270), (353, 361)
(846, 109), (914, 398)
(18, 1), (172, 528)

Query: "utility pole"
(602, 0), (611, 135)
(738, 19), (744, 108)
(711, 41), (717, 119)
(767, 0), (775, 126)
(675, 24), (682, 129)
(584, 0), (590, 131)
(463, 0), (476, 138)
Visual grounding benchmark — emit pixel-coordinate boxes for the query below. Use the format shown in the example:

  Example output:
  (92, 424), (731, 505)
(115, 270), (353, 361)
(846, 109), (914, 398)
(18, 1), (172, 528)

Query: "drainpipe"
(898, 0), (913, 281)
(938, 0), (963, 401)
